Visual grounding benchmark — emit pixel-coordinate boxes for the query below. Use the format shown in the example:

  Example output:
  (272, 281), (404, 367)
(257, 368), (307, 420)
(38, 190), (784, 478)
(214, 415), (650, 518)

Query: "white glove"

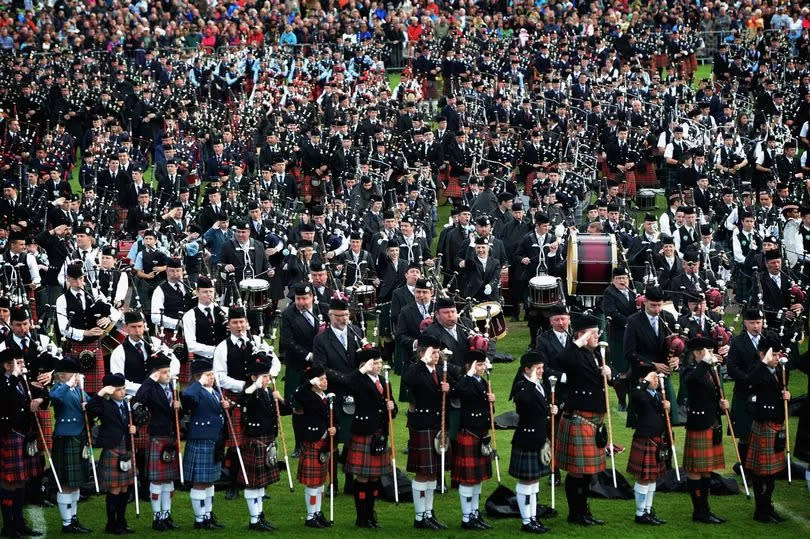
(11, 362), (23, 377)
(600, 365), (612, 378)
(466, 362), (477, 377)
(761, 348), (773, 365)
(269, 355), (281, 378)
(643, 371), (658, 385)
(420, 347), (434, 364)
(305, 352), (313, 362)
(484, 284), (492, 296)
(245, 378), (261, 395)
(65, 374), (78, 388)
(359, 358), (375, 374)
(527, 367), (539, 383)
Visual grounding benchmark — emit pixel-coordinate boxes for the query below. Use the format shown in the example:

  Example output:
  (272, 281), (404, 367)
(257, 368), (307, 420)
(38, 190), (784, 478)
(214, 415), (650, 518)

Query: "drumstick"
(78, 375), (101, 493)
(597, 341), (617, 488)
(710, 364), (750, 498)
(271, 377), (294, 492)
(21, 372), (62, 493)
(779, 359), (792, 484)
(657, 373), (681, 482)
(549, 376), (557, 510)
(125, 397), (140, 519)
(485, 369), (501, 484)
(383, 366), (399, 504)
(172, 375), (184, 485)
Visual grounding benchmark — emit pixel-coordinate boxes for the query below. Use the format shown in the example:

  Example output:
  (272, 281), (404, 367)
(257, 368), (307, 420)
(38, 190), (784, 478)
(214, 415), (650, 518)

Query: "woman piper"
(48, 357), (92, 534)
(236, 354), (288, 531)
(293, 365), (335, 529)
(344, 348), (397, 528)
(87, 373), (137, 535)
(682, 336), (728, 524)
(626, 368), (670, 526)
(508, 351), (556, 534)
(451, 349), (494, 530)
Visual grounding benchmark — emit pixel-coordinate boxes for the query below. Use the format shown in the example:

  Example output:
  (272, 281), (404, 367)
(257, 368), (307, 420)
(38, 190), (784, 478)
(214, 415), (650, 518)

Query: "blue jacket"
(49, 383), (90, 437)
(203, 227), (234, 266)
(181, 381), (225, 441)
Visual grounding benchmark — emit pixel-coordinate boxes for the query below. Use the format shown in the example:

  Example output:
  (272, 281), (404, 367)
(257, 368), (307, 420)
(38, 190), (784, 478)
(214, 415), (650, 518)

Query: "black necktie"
(135, 341), (144, 360)
(21, 337), (28, 351)
(206, 307), (214, 326)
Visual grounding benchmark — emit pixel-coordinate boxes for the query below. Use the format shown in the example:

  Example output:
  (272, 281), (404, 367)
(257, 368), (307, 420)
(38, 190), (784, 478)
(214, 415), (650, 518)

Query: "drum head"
(353, 285), (374, 295)
(240, 278), (269, 292)
(566, 231), (578, 296)
(472, 301), (501, 320)
(530, 275), (558, 289)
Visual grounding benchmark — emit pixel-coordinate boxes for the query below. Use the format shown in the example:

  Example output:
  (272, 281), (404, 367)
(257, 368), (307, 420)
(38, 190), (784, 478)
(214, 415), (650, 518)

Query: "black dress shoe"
(768, 509), (787, 522)
(1, 528), (22, 538)
(531, 519), (550, 533)
(368, 512), (380, 528)
(584, 515), (605, 526)
(15, 524), (42, 536)
(708, 512), (726, 524)
(537, 505), (558, 519)
(152, 518), (167, 532)
(692, 513), (724, 524)
(193, 519), (216, 530)
(355, 518), (374, 528)
(162, 514), (179, 530)
(414, 518), (440, 530)
(315, 512), (333, 527)
(304, 517), (324, 529)
(225, 487), (239, 501)
(426, 512), (448, 529)
(60, 523), (91, 535)
(116, 522), (135, 535)
(207, 513), (225, 529)
(257, 513), (277, 530)
(567, 515), (598, 526)
(473, 513), (492, 529)
(754, 512), (781, 524)
(249, 519), (275, 531)
(461, 519), (485, 530)
(648, 508), (666, 525)
(634, 513), (660, 525)
(70, 518), (92, 534)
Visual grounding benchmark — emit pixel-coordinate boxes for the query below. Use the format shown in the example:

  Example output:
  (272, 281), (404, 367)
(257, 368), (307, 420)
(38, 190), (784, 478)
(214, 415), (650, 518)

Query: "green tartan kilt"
(52, 435), (90, 489)
(284, 366), (305, 406)
(730, 394), (753, 439)
(378, 303), (392, 338)
(607, 335), (628, 373)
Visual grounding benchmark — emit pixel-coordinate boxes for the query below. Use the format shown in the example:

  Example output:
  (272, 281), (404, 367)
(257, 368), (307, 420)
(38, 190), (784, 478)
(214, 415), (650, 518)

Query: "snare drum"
(187, 173), (200, 187)
(528, 275), (560, 308)
(239, 278), (271, 310)
(566, 232), (618, 296)
(636, 189), (657, 210)
(470, 301), (507, 340)
(347, 285), (377, 311)
(101, 326), (127, 354)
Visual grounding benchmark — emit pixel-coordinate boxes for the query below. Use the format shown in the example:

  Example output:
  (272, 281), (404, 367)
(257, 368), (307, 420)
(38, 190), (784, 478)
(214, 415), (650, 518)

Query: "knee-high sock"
(459, 484), (475, 522)
(56, 492), (73, 526)
(530, 482), (540, 518)
(149, 483), (162, 516)
(305, 487), (321, 519)
(644, 482), (656, 513)
(204, 485), (214, 517)
(117, 492), (129, 524)
(0, 488), (13, 529)
(687, 478), (702, 515)
(71, 490), (80, 518)
(515, 483), (533, 525)
(189, 488), (206, 522)
(424, 479), (437, 514)
(634, 483), (649, 516)
(472, 483), (482, 515)
(105, 493), (117, 525)
(806, 469), (810, 493)
(564, 474), (578, 517)
(11, 489), (26, 529)
(353, 483), (367, 521)
(160, 483), (174, 516)
(411, 480), (427, 520)
(244, 487), (263, 523)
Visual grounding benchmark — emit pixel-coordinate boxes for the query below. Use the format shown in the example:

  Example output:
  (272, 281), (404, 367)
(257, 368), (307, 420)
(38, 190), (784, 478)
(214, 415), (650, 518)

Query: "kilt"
(626, 435), (668, 482)
(734, 271), (753, 309)
(345, 433), (392, 479)
(298, 174), (315, 202)
(508, 446), (544, 482)
(69, 340), (105, 396)
(451, 430), (492, 485)
(745, 421), (785, 476)
(100, 442), (135, 491)
(178, 361), (191, 386)
(37, 409), (53, 452)
(0, 432), (40, 483)
(406, 427), (439, 475)
(378, 302), (392, 339)
(147, 435), (179, 483)
(223, 391), (244, 447)
(555, 411), (606, 475)
(134, 422), (150, 451)
(117, 208), (128, 231)
(730, 394), (754, 438)
(52, 435), (89, 488)
(238, 435), (280, 488)
(635, 163), (658, 187)
(684, 427), (725, 473)
(297, 438), (329, 488)
(443, 175), (463, 200)
(607, 335), (628, 374)
(183, 440), (222, 484)
(26, 289), (38, 323)
(284, 366), (304, 405)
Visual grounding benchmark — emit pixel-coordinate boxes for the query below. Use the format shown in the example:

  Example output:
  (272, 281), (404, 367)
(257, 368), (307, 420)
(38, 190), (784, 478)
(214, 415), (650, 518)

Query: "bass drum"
(566, 232), (618, 296)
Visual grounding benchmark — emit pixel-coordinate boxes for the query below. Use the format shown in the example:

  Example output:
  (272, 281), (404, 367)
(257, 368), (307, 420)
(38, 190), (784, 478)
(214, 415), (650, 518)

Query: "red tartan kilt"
(100, 444), (134, 491)
(238, 435), (280, 488)
(745, 421), (785, 476)
(178, 362), (191, 386)
(299, 175), (315, 200)
(443, 175), (463, 199)
(555, 411), (606, 475)
(626, 435), (667, 482)
(406, 427), (439, 475)
(652, 54), (669, 71)
(26, 289), (38, 323)
(684, 427), (725, 473)
(36, 409), (52, 452)
(223, 391), (244, 447)
(0, 432), (40, 483)
(134, 422), (150, 451)
(688, 54), (698, 73)
(70, 340), (105, 395)
(623, 171), (637, 198)
(451, 430), (492, 485)
(117, 208), (128, 230)
(635, 164), (658, 187)
(524, 171), (537, 194)
(297, 438), (330, 488)
(147, 435), (179, 483)
(345, 433), (392, 480)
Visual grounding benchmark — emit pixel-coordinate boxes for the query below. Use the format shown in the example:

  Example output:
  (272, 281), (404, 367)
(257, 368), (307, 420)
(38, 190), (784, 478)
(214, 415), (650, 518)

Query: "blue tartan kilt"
(100, 442), (135, 492)
(183, 440), (222, 484)
(52, 435), (89, 489)
(508, 446), (545, 482)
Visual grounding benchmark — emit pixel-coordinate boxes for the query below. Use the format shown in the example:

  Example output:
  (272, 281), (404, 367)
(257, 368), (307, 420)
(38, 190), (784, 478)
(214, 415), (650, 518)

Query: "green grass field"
(41, 63), (810, 537)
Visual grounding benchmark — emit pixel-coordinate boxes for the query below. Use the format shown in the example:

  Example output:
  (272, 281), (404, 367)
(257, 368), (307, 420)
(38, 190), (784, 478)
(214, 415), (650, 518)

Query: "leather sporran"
(370, 433), (387, 455)
(24, 433), (38, 457)
(480, 434), (493, 457)
(161, 443), (178, 463)
(656, 441), (671, 463)
(118, 451), (133, 472)
(540, 440), (552, 466)
(712, 424), (723, 446)
(774, 429), (787, 453)
(595, 424), (608, 448)
(213, 440), (225, 462)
